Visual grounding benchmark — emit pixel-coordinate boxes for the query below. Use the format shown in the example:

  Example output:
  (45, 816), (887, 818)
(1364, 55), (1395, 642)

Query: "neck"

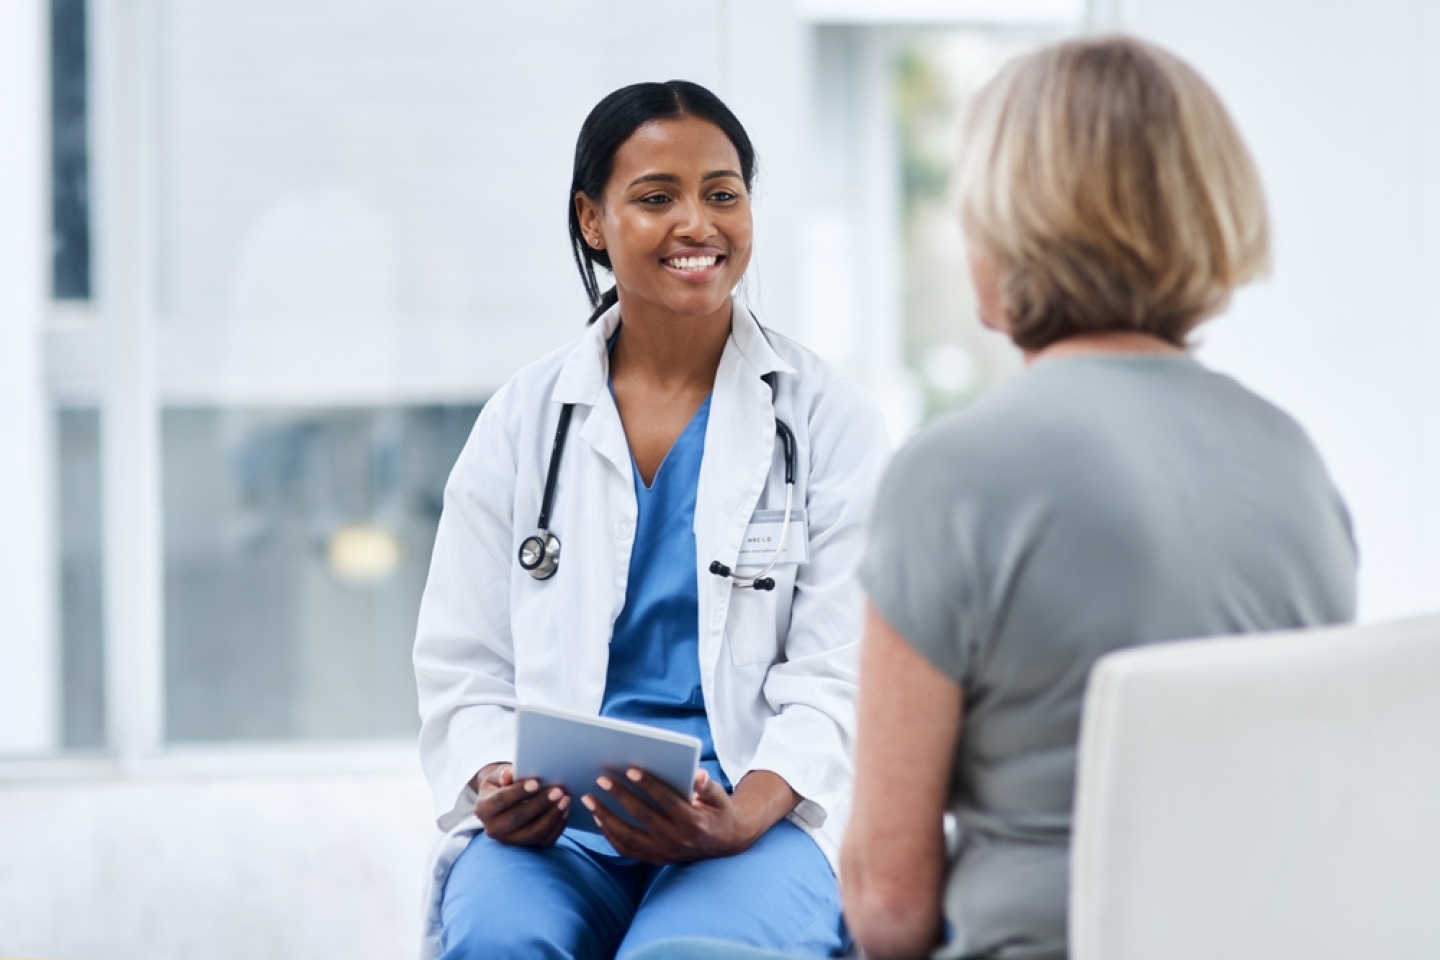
(1025, 330), (1184, 366)
(609, 291), (733, 391)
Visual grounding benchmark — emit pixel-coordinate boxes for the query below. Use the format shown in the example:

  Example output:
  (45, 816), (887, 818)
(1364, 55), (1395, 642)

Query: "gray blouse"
(861, 354), (1357, 960)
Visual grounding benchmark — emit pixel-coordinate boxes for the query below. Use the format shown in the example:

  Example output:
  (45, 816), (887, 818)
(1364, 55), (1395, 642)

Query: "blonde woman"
(837, 37), (1358, 960)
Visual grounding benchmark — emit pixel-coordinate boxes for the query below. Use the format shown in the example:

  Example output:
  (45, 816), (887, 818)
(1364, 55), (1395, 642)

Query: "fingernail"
(558, 796), (570, 811)
(596, 776), (612, 791)
(548, 787), (563, 802)
(626, 768), (642, 782)
(581, 795), (596, 811)
(524, 780), (539, 793)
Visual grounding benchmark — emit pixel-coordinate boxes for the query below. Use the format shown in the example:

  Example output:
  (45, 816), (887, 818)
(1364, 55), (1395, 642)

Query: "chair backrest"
(1070, 615), (1440, 960)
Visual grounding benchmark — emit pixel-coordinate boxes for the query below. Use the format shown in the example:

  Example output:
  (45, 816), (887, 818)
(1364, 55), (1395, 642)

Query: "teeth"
(666, 256), (718, 271)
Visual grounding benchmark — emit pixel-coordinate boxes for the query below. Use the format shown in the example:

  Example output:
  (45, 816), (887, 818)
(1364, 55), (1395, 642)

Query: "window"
(161, 404), (477, 742)
(50, 0), (89, 300)
(57, 407), (104, 749)
(50, 0), (101, 753)
(798, 21), (1067, 438)
(894, 28), (1057, 420)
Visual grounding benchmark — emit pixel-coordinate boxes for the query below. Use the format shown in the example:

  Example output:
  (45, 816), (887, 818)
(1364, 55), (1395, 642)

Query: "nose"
(673, 195), (717, 243)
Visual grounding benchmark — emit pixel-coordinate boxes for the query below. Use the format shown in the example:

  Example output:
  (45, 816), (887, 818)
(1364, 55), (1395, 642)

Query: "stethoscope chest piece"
(519, 532), (561, 580)
(519, 402), (576, 581)
(517, 358), (797, 589)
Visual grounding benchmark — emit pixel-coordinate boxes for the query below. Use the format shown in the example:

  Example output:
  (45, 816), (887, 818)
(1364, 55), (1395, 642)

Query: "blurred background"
(0, 0), (1436, 957)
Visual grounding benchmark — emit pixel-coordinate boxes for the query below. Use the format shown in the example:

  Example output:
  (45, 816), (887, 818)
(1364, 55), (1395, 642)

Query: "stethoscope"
(518, 381), (797, 592)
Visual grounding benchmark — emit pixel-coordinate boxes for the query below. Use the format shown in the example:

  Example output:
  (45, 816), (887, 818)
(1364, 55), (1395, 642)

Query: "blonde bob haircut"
(957, 36), (1270, 351)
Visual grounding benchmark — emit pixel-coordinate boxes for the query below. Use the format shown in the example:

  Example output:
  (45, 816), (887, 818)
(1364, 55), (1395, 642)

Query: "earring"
(591, 237), (601, 248)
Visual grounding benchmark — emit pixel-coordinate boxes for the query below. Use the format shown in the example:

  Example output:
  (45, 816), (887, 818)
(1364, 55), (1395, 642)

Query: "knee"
(439, 838), (561, 960)
(440, 913), (557, 960)
(622, 938), (771, 960)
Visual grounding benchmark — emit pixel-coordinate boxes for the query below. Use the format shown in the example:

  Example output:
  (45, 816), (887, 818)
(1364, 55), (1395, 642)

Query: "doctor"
(413, 80), (889, 960)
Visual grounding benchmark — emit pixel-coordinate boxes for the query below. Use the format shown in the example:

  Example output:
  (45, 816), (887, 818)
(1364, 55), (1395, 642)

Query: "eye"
(638, 193), (672, 206)
(709, 190), (739, 203)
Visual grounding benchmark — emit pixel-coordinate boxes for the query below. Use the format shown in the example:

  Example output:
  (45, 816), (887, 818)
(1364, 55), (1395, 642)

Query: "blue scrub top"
(600, 392), (730, 792)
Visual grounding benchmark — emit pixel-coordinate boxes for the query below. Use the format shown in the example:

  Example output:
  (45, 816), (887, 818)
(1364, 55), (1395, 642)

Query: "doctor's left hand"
(582, 767), (798, 865)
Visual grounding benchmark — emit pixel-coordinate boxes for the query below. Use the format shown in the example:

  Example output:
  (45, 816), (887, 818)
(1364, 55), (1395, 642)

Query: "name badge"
(736, 509), (808, 568)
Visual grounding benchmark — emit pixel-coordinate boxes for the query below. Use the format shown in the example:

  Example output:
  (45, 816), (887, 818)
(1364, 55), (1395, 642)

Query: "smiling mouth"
(662, 255), (723, 272)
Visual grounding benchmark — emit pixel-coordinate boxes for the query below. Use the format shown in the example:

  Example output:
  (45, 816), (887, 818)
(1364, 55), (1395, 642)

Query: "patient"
(841, 35), (1357, 960)
(628, 33), (1358, 960)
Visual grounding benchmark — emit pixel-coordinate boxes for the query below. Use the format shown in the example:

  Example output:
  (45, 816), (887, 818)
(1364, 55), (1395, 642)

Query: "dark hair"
(569, 80), (757, 323)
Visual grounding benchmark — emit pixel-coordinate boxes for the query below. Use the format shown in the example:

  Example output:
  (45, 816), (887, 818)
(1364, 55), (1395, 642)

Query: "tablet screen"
(514, 705), (702, 834)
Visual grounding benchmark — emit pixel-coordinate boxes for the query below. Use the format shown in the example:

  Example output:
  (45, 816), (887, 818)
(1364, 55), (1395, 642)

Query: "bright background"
(1, 0), (1437, 957)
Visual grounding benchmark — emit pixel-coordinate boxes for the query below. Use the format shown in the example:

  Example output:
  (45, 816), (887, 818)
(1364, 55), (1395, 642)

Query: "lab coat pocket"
(723, 567), (797, 666)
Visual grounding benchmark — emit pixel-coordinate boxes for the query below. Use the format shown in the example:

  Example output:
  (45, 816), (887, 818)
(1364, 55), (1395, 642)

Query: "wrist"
(472, 761), (509, 793)
(727, 800), (767, 850)
(730, 771), (801, 849)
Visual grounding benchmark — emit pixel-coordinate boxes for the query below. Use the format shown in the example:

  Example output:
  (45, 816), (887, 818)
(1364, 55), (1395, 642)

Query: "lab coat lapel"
(577, 389), (633, 483)
(694, 305), (794, 673)
(533, 306), (632, 714)
(552, 306), (632, 482)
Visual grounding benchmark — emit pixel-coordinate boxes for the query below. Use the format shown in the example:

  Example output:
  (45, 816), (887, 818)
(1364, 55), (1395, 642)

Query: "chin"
(659, 287), (734, 318)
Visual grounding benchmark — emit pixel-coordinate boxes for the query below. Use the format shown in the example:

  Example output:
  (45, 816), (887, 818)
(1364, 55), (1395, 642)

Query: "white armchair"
(1070, 615), (1440, 960)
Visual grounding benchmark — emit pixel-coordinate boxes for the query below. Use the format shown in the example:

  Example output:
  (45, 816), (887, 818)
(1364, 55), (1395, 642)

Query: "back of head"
(957, 36), (1270, 351)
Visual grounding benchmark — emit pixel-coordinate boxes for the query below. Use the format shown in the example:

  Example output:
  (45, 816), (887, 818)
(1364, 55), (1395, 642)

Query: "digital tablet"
(514, 705), (701, 834)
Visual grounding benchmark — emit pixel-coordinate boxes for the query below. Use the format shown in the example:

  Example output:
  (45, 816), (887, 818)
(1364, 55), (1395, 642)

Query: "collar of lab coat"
(549, 296), (797, 407)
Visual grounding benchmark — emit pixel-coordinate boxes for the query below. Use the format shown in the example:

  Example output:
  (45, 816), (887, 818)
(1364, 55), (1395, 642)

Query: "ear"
(574, 191), (604, 249)
(965, 244), (1012, 335)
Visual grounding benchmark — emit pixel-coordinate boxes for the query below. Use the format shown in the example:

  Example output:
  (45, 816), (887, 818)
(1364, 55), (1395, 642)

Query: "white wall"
(1112, 0), (1440, 621)
(0, 0), (57, 754)
(124, 0), (807, 406)
(717, 0), (807, 339)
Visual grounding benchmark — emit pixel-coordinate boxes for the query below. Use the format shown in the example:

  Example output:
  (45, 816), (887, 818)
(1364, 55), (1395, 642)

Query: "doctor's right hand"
(472, 762), (570, 848)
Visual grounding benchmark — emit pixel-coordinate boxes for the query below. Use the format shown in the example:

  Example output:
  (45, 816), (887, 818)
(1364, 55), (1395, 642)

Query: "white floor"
(0, 765), (435, 960)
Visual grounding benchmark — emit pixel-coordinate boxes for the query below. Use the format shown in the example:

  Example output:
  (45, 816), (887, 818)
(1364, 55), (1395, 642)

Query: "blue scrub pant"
(626, 941), (793, 960)
(439, 820), (848, 960)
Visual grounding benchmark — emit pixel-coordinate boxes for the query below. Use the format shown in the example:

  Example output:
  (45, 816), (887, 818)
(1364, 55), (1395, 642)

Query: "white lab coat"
(412, 300), (890, 954)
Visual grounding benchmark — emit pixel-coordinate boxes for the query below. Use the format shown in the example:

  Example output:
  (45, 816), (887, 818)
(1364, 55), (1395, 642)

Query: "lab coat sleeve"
(413, 382), (522, 831)
(744, 376), (891, 829)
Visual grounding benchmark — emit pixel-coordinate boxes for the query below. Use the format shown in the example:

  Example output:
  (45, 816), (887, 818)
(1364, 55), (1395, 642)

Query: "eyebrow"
(626, 170), (743, 188)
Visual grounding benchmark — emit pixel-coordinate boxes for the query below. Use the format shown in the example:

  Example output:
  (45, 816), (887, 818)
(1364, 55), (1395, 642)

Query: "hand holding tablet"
(497, 705), (791, 865)
(470, 761), (571, 848)
(513, 705), (702, 834)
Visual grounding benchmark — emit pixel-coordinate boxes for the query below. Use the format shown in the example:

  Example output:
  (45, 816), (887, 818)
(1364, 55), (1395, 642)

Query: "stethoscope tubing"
(723, 476), (793, 590)
(520, 403), (797, 589)
(521, 314), (797, 587)
(537, 403), (576, 533)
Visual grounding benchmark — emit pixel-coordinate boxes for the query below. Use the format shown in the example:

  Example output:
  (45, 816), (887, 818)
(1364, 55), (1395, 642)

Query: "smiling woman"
(566, 82), (757, 326)
(574, 109), (756, 485)
(578, 122), (750, 300)
(412, 80), (890, 960)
